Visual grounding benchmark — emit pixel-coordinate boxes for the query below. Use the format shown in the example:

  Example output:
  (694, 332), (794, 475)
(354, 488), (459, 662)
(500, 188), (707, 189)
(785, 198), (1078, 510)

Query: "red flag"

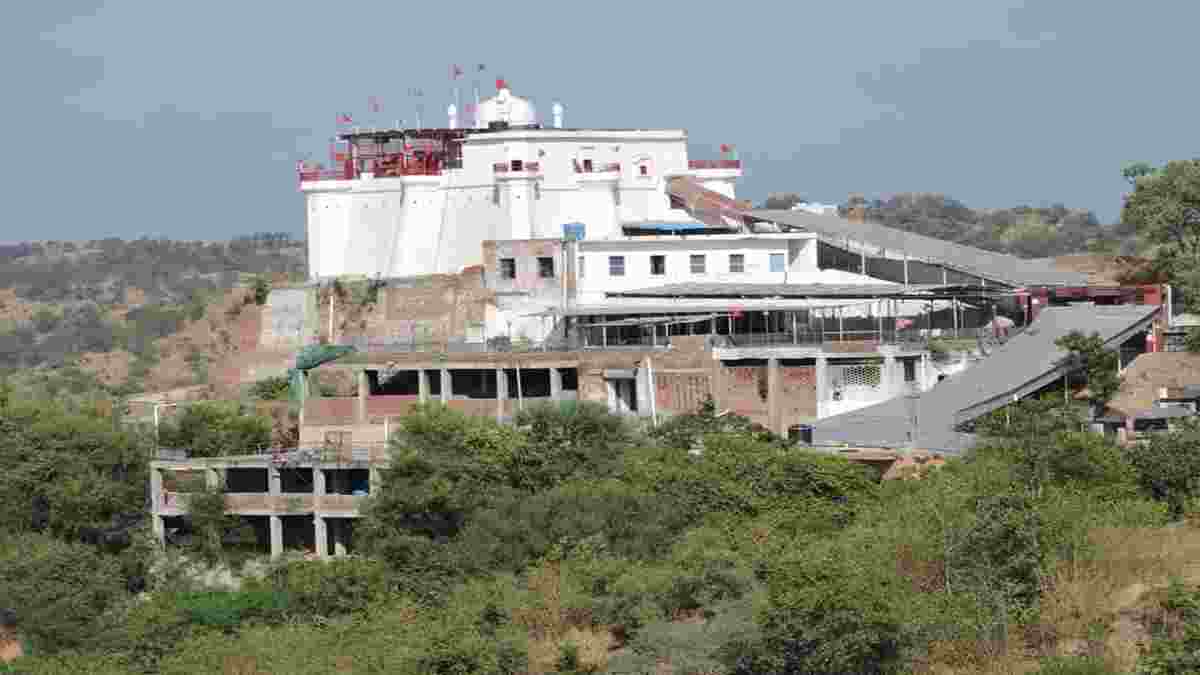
(496, 78), (507, 90)
(895, 318), (914, 330)
(337, 113), (353, 125)
(451, 64), (463, 79)
(720, 144), (730, 153)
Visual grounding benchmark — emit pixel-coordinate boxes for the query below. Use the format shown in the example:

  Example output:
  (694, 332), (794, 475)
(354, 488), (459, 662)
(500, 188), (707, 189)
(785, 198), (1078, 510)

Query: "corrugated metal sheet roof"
(811, 304), (1161, 453)
(752, 209), (1090, 287)
(608, 282), (952, 298)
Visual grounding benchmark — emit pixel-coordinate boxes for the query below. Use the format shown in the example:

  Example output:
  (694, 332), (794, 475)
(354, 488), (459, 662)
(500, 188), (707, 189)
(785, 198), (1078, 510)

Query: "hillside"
(764, 192), (1144, 258)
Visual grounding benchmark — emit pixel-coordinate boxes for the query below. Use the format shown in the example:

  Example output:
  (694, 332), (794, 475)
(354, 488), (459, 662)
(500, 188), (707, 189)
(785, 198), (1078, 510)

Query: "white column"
(549, 367), (563, 401)
(268, 466), (281, 496)
(418, 369), (430, 402)
(333, 520), (348, 557)
(314, 515), (328, 558)
(815, 355), (828, 418)
(314, 468), (326, 496)
(205, 467), (219, 491)
(440, 369), (451, 403)
(269, 515), (283, 559)
(496, 367), (508, 423)
(883, 353), (897, 397)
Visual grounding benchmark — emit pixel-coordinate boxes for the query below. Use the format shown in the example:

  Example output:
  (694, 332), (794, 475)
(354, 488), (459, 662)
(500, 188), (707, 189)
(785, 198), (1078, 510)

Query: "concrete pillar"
(269, 515), (283, 559)
(268, 466), (281, 496)
(333, 520), (348, 556)
(418, 369), (430, 403)
(815, 355), (828, 419)
(150, 468), (163, 512)
(712, 360), (725, 412)
(357, 370), (369, 423)
(883, 353), (897, 397)
(440, 369), (451, 403)
(767, 357), (782, 435)
(369, 467), (381, 495)
(314, 515), (328, 558)
(549, 367), (563, 401)
(920, 353), (930, 391)
(635, 364), (653, 418)
(314, 468), (326, 496)
(496, 367), (508, 423)
(151, 515), (165, 548)
(298, 371), (307, 426)
(205, 467), (220, 491)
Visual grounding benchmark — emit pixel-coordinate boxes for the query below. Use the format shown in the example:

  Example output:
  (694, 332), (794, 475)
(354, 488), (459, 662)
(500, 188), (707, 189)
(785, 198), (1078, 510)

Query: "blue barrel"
(562, 222), (586, 241)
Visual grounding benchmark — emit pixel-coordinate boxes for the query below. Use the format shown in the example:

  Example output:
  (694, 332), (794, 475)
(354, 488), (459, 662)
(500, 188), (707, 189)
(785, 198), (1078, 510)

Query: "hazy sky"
(7, 1), (1197, 240)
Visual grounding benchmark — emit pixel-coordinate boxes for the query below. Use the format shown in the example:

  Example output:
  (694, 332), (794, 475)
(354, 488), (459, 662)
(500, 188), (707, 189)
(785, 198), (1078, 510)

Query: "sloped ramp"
(811, 304), (1161, 453)
(667, 177), (752, 229)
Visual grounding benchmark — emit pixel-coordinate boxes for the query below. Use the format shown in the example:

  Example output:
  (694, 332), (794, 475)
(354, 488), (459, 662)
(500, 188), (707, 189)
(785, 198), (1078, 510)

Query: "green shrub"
(246, 557), (393, 619)
(0, 532), (126, 653)
(1036, 656), (1121, 674)
(175, 590), (288, 631)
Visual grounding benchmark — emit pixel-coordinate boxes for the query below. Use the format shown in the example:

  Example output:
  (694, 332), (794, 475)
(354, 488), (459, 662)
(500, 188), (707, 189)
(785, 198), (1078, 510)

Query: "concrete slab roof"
(752, 209), (1091, 288)
(607, 282), (954, 299)
(811, 303), (1161, 453)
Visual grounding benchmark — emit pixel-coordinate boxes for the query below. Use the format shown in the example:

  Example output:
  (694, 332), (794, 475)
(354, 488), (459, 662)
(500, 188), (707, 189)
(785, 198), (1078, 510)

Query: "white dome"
(477, 88), (537, 128)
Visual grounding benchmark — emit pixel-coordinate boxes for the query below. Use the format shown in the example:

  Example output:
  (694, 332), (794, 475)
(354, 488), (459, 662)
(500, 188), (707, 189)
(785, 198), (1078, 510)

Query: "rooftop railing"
(493, 161), (541, 173)
(688, 159), (742, 170)
(573, 161), (621, 174)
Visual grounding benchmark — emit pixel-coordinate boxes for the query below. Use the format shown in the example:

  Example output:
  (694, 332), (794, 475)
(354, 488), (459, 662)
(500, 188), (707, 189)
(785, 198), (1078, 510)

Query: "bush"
(246, 557), (393, 619)
(157, 401), (272, 457)
(252, 277), (271, 306)
(249, 375), (290, 401)
(0, 532), (126, 653)
(175, 590), (288, 631)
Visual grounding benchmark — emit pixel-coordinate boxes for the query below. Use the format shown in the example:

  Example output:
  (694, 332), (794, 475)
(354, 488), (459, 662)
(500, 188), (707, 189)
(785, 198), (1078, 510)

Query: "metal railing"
(688, 159), (742, 170)
(574, 161), (621, 174)
(493, 161), (541, 173)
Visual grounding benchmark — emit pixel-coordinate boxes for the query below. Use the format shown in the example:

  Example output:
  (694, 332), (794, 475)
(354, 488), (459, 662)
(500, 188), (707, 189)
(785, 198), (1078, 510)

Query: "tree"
(252, 276), (271, 306)
(157, 401), (272, 457)
(0, 532), (126, 653)
(1124, 419), (1200, 517)
(762, 192), (805, 210)
(1121, 159), (1200, 311)
(1054, 331), (1120, 418)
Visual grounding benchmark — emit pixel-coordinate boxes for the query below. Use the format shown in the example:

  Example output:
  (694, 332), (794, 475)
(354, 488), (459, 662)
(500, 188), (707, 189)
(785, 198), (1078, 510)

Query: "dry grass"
(915, 525), (1200, 674)
(513, 561), (616, 674)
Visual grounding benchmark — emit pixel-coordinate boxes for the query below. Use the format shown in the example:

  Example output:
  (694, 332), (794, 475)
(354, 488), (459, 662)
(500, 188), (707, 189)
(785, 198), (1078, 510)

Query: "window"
(511, 159), (523, 171)
(609, 255), (625, 276)
(499, 258), (516, 280)
(650, 255), (666, 276)
(538, 257), (555, 278)
(578, 256), (584, 278)
(729, 254), (745, 273)
(904, 359), (916, 382)
(583, 158), (593, 172)
(690, 254), (706, 275)
(639, 164), (648, 176)
(769, 253), (785, 273)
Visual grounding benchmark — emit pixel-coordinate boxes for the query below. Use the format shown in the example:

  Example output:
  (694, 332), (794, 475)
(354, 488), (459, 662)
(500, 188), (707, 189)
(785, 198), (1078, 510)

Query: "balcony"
(574, 161), (620, 174)
(688, 159), (741, 170)
(493, 160), (541, 174)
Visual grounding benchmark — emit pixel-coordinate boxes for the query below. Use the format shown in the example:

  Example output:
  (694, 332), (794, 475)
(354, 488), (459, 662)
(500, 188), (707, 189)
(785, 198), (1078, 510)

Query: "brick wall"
(720, 366), (769, 425)
(655, 372), (712, 415)
(303, 398), (356, 425)
(780, 365), (817, 428)
(366, 395), (419, 421)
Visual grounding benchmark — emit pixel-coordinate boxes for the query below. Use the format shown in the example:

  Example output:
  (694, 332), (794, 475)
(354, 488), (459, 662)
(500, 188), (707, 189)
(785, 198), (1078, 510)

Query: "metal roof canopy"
(564, 297), (981, 317)
(751, 209), (1090, 288)
(606, 282), (992, 299)
(577, 312), (727, 329)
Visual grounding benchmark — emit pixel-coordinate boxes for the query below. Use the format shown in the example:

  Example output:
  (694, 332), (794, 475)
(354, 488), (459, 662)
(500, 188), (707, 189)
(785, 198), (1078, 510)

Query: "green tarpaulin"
(288, 344), (357, 401)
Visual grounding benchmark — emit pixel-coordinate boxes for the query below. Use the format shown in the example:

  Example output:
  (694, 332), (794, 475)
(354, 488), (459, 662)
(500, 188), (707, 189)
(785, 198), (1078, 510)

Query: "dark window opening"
(650, 255), (666, 276)
(371, 369), (420, 396)
(225, 468), (268, 493)
(538, 257), (555, 278)
(559, 368), (579, 391)
(729, 254), (745, 273)
(583, 158), (593, 172)
(281, 515), (315, 552)
(510, 159), (523, 171)
(903, 359), (916, 382)
(690, 254), (706, 274)
(450, 369), (499, 399)
(323, 469), (370, 495)
(639, 164), (648, 176)
(280, 468), (313, 494)
(499, 258), (516, 280)
(505, 368), (552, 398)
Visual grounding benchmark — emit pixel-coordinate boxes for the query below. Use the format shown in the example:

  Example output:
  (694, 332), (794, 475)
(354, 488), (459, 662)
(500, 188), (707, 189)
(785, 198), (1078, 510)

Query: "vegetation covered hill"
(5, 392), (1200, 674)
(762, 192), (1141, 258)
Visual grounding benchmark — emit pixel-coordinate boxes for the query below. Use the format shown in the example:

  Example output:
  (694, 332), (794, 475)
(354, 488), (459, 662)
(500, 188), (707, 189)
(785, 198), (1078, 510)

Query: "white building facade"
(300, 86), (742, 281)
